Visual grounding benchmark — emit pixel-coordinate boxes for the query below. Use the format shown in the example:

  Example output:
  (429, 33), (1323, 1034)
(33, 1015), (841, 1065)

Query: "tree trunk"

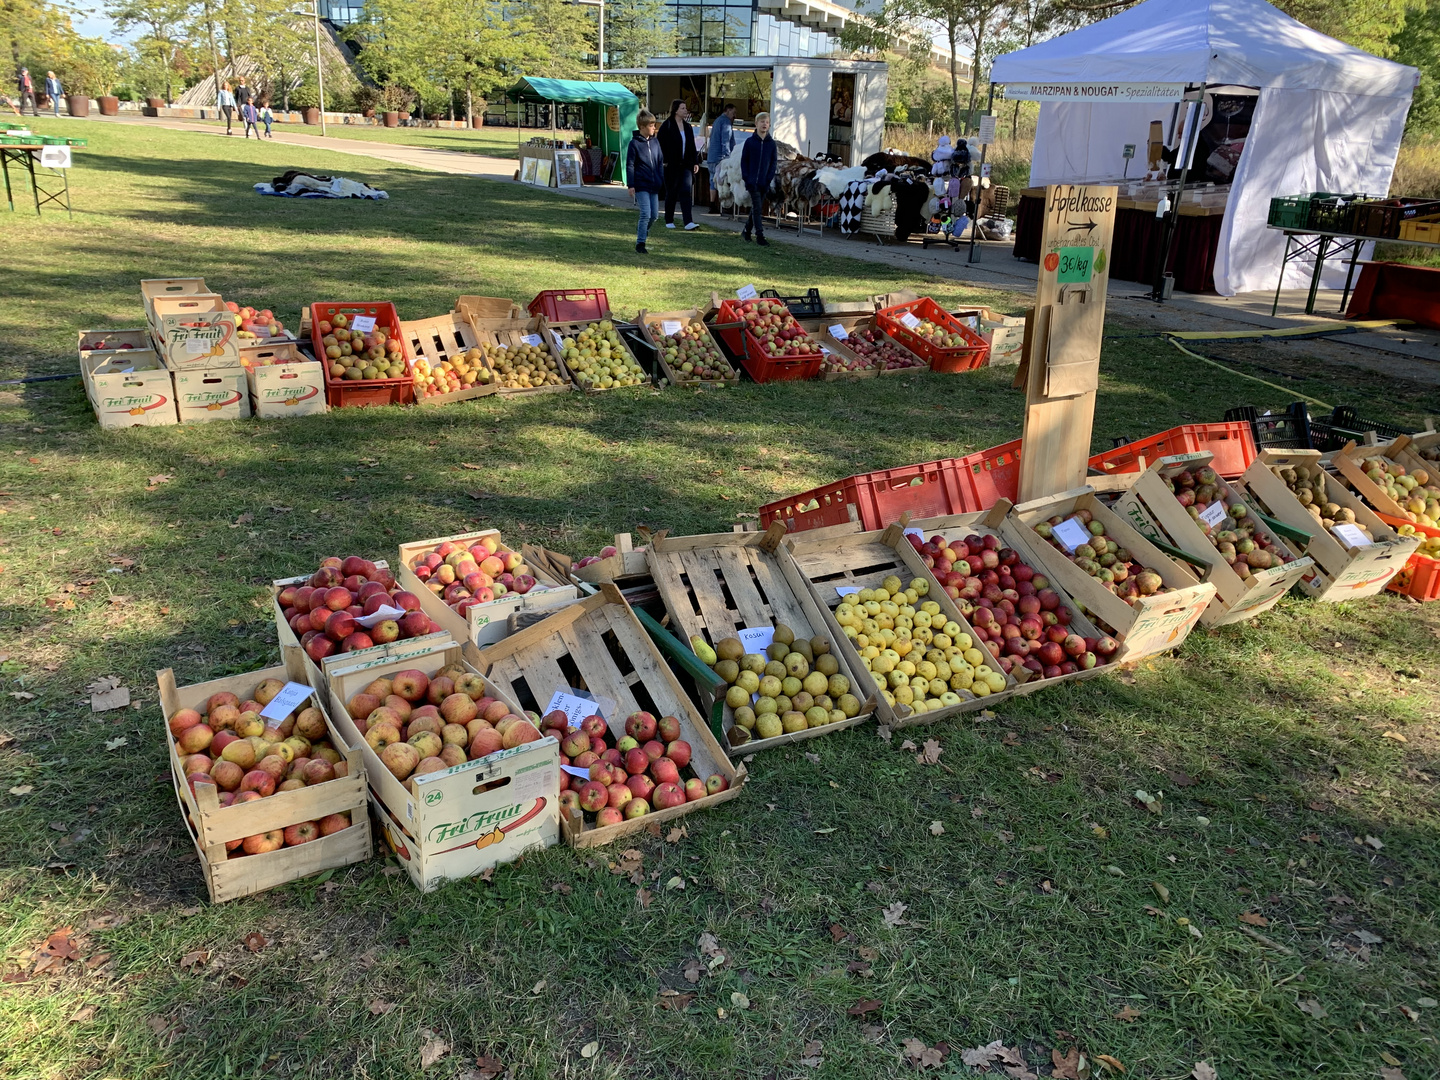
(466, 80), (473, 125)
(1012, 99), (1020, 140)
(966, 16), (987, 133)
(948, 19), (962, 137)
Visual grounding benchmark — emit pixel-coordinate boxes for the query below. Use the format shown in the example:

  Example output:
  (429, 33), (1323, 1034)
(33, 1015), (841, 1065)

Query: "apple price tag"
(545, 689), (599, 729)
(260, 681), (312, 721)
(737, 626), (774, 654)
(829, 324), (849, 339)
(355, 604), (406, 628)
(185, 337), (208, 354)
(1051, 517), (1093, 554)
(1331, 522), (1372, 548)
(560, 763), (592, 780)
(903, 527), (925, 540)
(661, 319), (683, 336)
(736, 284), (758, 301)
(1198, 500), (1228, 529)
(899, 312), (921, 329)
(349, 315), (376, 334)
(522, 334), (543, 347)
(550, 329), (564, 346)
(820, 346), (831, 356)
(836, 585), (861, 596)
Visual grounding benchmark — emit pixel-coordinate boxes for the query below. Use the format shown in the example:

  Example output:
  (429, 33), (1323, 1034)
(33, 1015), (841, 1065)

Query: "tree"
(2, 0), (74, 84)
(525, 0), (593, 80)
(1393, 2), (1438, 136)
(989, 0), (1070, 137)
(107, 0), (191, 101)
(604, 0), (677, 92)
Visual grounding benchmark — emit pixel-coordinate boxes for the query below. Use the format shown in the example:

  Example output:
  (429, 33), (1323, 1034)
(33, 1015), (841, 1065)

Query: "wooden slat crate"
(540, 316), (654, 392)
(646, 525), (876, 753)
(462, 315), (574, 395)
(398, 312), (498, 406)
(635, 307), (739, 387)
(471, 585), (744, 846)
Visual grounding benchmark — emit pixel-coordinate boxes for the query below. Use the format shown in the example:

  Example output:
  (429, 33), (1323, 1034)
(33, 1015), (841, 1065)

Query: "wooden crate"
(272, 561), (453, 693)
(1236, 450), (1417, 600)
(781, 520), (1014, 728)
(398, 312), (499, 407)
(471, 585), (744, 847)
(541, 316), (655, 392)
(157, 653), (371, 903)
(1009, 489), (1217, 662)
(395, 529), (581, 646)
(635, 307), (739, 387)
(1110, 456), (1315, 627)
(324, 640), (560, 891)
(572, 532), (657, 585)
(455, 295), (524, 321)
(463, 315), (573, 395)
(797, 311), (925, 379)
(646, 525), (876, 753)
(1326, 438), (1426, 520)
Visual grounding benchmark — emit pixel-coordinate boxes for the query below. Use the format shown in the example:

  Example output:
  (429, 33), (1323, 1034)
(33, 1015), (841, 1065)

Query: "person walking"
(17, 68), (36, 116)
(45, 71), (62, 117)
(740, 111), (777, 246)
(706, 102), (736, 213)
(625, 110), (665, 255)
(241, 99), (260, 139)
(657, 98), (699, 231)
(259, 97), (274, 138)
(217, 81), (236, 135)
(234, 77), (252, 114)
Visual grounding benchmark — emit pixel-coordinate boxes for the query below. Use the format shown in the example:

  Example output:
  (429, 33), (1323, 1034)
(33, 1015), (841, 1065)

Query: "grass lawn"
(1, 120), (1438, 1080)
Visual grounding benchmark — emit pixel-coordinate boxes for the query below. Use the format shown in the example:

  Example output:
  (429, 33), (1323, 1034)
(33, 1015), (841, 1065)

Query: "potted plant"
(382, 85), (411, 127)
(353, 86), (380, 119)
(471, 97), (486, 128)
(146, 95), (164, 108)
(63, 38), (123, 116)
(290, 79), (321, 125)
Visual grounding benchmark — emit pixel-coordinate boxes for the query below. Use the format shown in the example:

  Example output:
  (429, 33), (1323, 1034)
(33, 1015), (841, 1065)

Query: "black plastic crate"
(1325, 405), (1408, 444)
(1225, 402), (1313, 451)
(1305, 196), (1363, 234)
(759, 288), (825, 317)
(1351, 199), (1440, 239)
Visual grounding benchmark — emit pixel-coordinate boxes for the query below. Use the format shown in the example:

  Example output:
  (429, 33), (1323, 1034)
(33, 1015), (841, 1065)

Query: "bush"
(351, 85), (381, 115)
(289, 80), (320, 110)
(381, 85), (414, 113)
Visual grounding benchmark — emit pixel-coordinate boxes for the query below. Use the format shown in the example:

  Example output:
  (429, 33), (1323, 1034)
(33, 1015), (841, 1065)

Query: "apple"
(653, 782), (686, 810)
(578, 780), (609, 813)
(211, 760), (244, 791)
(581, 714), (608, 740)
(684, 778), (707, 802)
(705, 774), (729, 795)
(469, 726), (503, 759)
(371, 619), (400, 645)
(240, 769), (276, 797)
(656, 715), (682, 743)
(624, 711), (657, 742)
(381, 741), (421, 779)
(596, 806), (625, 826)
(242, 830), (284, 855)
(666, 740), (692, 770)
(626, 774), (655, 801)
(317, 812), (351, 835)
(182, 753), (213, 777)
(650, 757), (681, 786)
(168, 708), (203, 738)
(284, 821), (321, 846)
(623, 798), (650, 819)
(176, 723), (214, 755)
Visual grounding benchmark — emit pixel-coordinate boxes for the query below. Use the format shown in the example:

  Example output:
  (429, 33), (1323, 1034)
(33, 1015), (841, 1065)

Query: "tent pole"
(1152, 86), (1205, 304)
(968, 81), (996, 264)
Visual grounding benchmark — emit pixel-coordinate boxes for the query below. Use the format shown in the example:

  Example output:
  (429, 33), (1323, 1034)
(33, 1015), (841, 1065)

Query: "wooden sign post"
(1016, 183), (1118, 503)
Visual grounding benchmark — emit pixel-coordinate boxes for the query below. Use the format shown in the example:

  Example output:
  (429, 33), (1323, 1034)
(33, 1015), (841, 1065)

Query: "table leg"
(2, 150), (13, 213)
(1304, 235), (1330, 315)
(1339, 238), (1362, 314)
(1271, 232), (1293, 317)
(25, 150), (40, 215)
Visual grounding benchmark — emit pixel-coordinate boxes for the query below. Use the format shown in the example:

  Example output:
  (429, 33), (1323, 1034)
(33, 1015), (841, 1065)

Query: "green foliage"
(58, 36), (125, 96)
(605, 0), (678, 84)
(1274, 0), (1410, 57)
(1394, 3), (1439, 136)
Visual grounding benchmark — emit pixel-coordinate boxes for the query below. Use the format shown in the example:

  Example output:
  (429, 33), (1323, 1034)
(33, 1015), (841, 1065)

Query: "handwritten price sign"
(1056, 246), (1094, 283)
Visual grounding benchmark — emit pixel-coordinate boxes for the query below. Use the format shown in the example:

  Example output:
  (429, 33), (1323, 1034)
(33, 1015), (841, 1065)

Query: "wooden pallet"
(646, 524), (875, 754)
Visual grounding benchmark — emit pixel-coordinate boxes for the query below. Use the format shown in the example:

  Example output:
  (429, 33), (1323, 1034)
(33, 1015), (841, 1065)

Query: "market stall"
(991, 0), (1419, 296)
(504, 77), (639, 186)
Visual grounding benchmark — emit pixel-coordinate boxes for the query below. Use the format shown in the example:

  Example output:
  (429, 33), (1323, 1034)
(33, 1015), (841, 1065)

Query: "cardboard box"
(1237, 450), (1416, 600)
(1010, 488), (1217, 661)
(471, 586), (745, 847)
(80, 348), (163, 405)
(248, 360), (328, 418)
(141, 276), (209, 319)
(149, 296), (241, 369)
(325, 641), (559, 891)
(172, 366), (251, 422)
(1110, 454), (1315, 627)
(240, 340), (306, 370)
(395, 529), (580, 646)
(78, 328), (151, 360)
(90, 364), (178, 428)
(156, 651), (371, 903)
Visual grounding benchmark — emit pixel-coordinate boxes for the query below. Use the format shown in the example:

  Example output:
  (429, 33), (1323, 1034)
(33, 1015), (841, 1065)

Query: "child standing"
(625, 110), (665, 255)
(259, 98), (274, 138)
(241, 100), (260, 139)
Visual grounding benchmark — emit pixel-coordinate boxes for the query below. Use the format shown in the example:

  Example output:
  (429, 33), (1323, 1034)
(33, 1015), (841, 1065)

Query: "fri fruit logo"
(425, 796), (548, 855)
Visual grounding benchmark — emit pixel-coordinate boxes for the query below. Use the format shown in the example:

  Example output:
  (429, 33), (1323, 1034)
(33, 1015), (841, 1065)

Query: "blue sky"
(72, 6), (135, 42)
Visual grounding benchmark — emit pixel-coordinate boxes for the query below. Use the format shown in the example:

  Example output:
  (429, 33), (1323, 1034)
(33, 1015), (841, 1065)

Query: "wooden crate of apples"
(547, 319), (650, 390)
(638, 309), (738, 387)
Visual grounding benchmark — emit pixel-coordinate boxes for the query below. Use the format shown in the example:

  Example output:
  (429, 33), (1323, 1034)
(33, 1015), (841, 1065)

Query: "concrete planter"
(146, 97), (164, 108)
(97, 96), (120, 116)
(383, 111), (399, 127)
(302, 107), (320, 125)
(67, 95), (90, 117)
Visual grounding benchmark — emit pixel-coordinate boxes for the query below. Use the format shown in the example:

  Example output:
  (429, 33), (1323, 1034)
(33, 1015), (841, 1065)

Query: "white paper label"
(260, 681), (312, 721)
(820, 346), (831, 356)
(737, 626), (774, 654)
(355, 604), (406, 628)
(661, 319), (683, 336)
(560, 763), (592, 779)
(1198, 500), (1228, 529)
(836, 586), (861, 596)
(1051, 517), (1093, 554)
(38, 145), (71, 169)
(978, 115), (997, 144)
(551, 329), (563, 346)
(903, 527), (925, 539)
(1331, 523), (1372, 548)
(545, 690), (599, 729)
(349, 315), (376, 333)
(522, 334), (542, 347)
(736, 284), (758, 301)
(829, 324), (849, 339)
(899, 312), (921, 329)
(185, 338), (207, 354)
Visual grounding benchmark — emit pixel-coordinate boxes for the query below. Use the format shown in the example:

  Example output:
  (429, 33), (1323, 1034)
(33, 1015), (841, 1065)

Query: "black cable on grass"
(0, 373), (80, 385)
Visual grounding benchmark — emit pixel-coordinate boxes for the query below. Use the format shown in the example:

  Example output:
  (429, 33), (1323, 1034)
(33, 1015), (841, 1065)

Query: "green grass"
(1, 120), (1438, 1080)
(136, 115), (557, 159)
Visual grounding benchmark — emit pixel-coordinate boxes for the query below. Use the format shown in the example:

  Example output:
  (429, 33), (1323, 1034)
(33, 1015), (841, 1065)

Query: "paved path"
(74, 113), (1440, 369)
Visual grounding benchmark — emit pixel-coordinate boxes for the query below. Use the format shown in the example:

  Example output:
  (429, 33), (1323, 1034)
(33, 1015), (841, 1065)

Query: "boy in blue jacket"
(625, 110), (665, 254)
(740, 111), (777, 246)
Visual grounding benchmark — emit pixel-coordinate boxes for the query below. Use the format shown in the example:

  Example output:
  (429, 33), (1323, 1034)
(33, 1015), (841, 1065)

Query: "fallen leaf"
(665, 826), (687, 843)
(1168, 769), (1196, 787)
(857, 946), (879, 961)
(1113, 1005), (1141, 1022)
(962, 1041), (1005, 1068)
(1104, 865), (1125, 877)
(580, 1041), (599, 1059)
(698, 932), (723, 959)
(1307, 801), (1329, 812)
(69, 1004), (97, 1023)
(918, 739), (942, 765)
(551, 882), (572, 896)
(799, 1039), (824, 1067)
(243, 931), (267, 952)
(1352, 929), (1382, 945)
(666, 875), (685, 891)
(1095, 1054), (1126, 1074)
(804, 752), (820, 764)
(730, 991), (750, 1009)
(1002, 731), (1020, 747)
(369, 999), (396, 1015)
(472, 1054), (506, 1079)
(420, 1034), (451, 1068)
(1381, 1051), (1403, 1066)
(1365, 835), (1384, 850)
(682, 958), (704, 984)
(1052, 1047), (1084, 1079)
(1239, 912), (1268, 928)
(1299, 833), (1322, 843)
(9, 785), (33, 796)
(972, 806), (986, 818)
(145, 474), (172, 489)
(104, 736), (127, 751)
(1297, 998), (1327, 1019)
(1191, 1063), (1217, 1080)
(90, 684), (130, 712)
(179, 950), (207, 970)
(1380, 1068), (1405, 1080)
(1381, 730), (1407, 742)
(881, 901), (907, 928)
(9, 691), (34, 701)
(846, 960), (873, 976)
(877, 725), (892, 743)
(901, 739), (917, 752)
(636, 888), (652, 908)
(1418, 997), (1438, 1008)
(1399, 1004), (1420, 1022)
(657, 991), (695, 1010)
(460, 463), (483, 470)
(929, 820), (945, 836)
(830, 923), (851, 943)
(847, 998), (881, 1016)
(531, 980), (546, 994)
(1152, 881), (1170, 904)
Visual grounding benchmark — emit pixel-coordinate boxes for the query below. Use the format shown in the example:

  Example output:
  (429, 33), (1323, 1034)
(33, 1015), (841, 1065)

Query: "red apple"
(666, 740), (692, 769)
(705, 774), (729, 795)
(284, 820), (321, 846)
(684, 778), (707, 802)
(652, 782), (686, 810)
(625, 711), (657, 742)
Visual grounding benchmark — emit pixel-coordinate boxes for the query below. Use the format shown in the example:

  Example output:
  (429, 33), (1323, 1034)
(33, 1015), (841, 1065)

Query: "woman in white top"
(217, 81), (236, 135)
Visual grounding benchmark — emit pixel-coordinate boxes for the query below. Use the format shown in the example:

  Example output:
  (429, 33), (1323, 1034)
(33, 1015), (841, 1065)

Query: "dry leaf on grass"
(799, 1040), (824, 1067)
(580, 1041), (599, 1059)
(1238, 912), (1268, 927)
(1380, 1068), (1405, 1080)
(419, 1033), (451, 1068)
(666, 876), (685, 891)
(1364, 835), (1384, 850)
(1399, 1004), (1420, 1022)
(730, 991), (750, 1009)
(682, 958), (705, 984)
(857, 946), (879, 961)
(1352, 929), (1382, 945)
(69, 1004), (97, 1024)
(1095, 1053), (1126, 1074)
(9, 785), (32, 796)
(1051, 1047), (1085, 1079)
(1151, 881), (1170, 904)
(830, 923), (852, 943)
(881, 902), (908, 928)
(929, 820), (945, 836)
(1296, 998), (1327, 1019)
(9, 691), (34, 701)
(179, 950), (207, 971)
(917, 739), (942, 765)
(1113, 1005), (1141, 1022)
(369, 1000), (396, 1016)
(636, 888), (652, 908)
(658, 991), (695, 1010)
(472, 1054), (507, 1079)
(1190, 1063), (1217, 1080)
(847, 998), (881, 1016)
(244, 932), (267, 952)
(877, 725), (892, 743)
(104, 736), (127, 752)
(1002, 731), (1020, 747)
(666, 826), (687, 843)
(906, 1037), (947, 1068)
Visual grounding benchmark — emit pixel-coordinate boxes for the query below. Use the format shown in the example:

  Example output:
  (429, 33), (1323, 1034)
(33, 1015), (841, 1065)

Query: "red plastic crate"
(759, 458), (968, 533)
(956, 439), (1022, 511)
(1088, 422), (1256, 480)
(311, 302), (414, 408)
(1387, 553), (1440, 601)
(715, 299), (823, 383)
(875, 298), (989, 372)
(527, 289), (610, 322)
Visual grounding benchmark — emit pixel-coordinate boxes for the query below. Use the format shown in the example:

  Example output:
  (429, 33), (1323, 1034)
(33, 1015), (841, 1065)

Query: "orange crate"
(311, 302), (414, 409)
(875, 298), (989, 372)
(956, 439), (1022, 511)
(715, 299), (823, 383)
(759, 458), (968, 532)
(527, 289), (610, 322)
(1377, 513), (1440, 601)
(1089, 422), (1256, 479)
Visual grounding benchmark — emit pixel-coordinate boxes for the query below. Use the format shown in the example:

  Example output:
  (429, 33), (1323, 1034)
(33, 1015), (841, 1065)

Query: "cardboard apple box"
(140, 276), (209, 319)
(149, 295), (241, 369)
(1010, 488), (1217, 662)
(171, 365), (251, 423)
(89, 363), (178, 429)
(248, 357), (327, 419)
(324, 640), (559, 891)
(1110, 454), (1314, 627)
(156, 649), (371, 903)
(80, 347), (163, 406)
(78, 328), (151, 360)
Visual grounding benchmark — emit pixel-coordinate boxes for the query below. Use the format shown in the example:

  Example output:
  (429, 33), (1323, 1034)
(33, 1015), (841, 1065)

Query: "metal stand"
(1270, 229), (1372, 316)
(0, 146), (74, 217)
(968, 82), (997, 265)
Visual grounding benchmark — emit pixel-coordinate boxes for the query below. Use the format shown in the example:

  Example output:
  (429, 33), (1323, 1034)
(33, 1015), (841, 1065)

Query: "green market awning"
(504, 77), (639, 184)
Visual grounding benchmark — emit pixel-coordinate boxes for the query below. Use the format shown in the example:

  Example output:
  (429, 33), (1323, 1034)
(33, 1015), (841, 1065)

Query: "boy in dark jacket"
(740, 111), (778, 246)
(626, 111), (665, 254)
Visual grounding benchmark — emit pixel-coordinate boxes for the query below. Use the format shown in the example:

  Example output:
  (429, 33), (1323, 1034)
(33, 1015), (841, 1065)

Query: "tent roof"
(991, 0), (1418, 98)
(505, 77), (638, 107)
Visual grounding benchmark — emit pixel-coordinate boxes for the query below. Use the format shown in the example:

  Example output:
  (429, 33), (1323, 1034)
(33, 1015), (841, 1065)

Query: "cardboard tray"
(171, 366), (251, 423)
(646, 524), (877, 753)
(87, 361), (178, 428)
(157, 651), (371, 903)
(470, 585), (745, 847)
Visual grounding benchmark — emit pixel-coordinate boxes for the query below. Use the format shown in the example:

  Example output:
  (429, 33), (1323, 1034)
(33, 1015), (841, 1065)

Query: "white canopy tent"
(991, 0), (1419, 296)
